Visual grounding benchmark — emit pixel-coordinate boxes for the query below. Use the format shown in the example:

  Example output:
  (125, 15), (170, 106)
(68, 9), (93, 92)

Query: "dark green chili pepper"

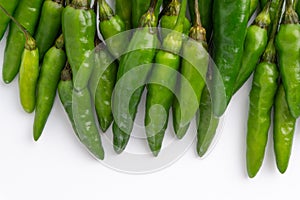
(246, 0), (282, 178)
(260, 0), (268, 7)
(2, 0), (44, 84)
(33, 35), (67, 141)
(145, 0), (187, 156)
(115, 0), (132, 30)
(35, 0), (64, 61)
(275, 0), (300, 118)
(160, 0), (191, 39)
(62, 0), (95, 91)
(132, 0), (162, 28)
(296, 0), (300, 17)
(196, 87), (219, 157)
(273, 84), (296, 174)
(58, 63), (80, 138)
(172, 0), (208, 139)
(0, 0), (19, 40)
(112, 0), (160, 153)
(233, 2), (271, 93)
(98, 0), (127, 58)
(212, 0), (250, 116)
(89, 36), (117, 132)
(188, 0), (213, 41)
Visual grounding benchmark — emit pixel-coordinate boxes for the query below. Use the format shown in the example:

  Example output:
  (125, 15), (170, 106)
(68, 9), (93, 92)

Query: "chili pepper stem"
(194, 0), (201, 26)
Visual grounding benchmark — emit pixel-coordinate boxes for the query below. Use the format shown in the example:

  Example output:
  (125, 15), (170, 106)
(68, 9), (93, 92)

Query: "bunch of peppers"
(0, 0), (300, 178)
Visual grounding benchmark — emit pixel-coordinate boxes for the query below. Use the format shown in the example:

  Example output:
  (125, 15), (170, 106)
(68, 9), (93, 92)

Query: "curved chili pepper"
(2, 0), (44, 84)
(212, 0), (250, 116)
(145, 0), (187, 156)
(172, 0), (208, 139)
(33, 35), (67, 141)
(273, 84), (296, 174)
(115, 0), (132, 30)
(275, 0), (300, 118)
(89, 36), (117, 132)
(112, 0), (160, 153)
(62, 0), (95, 91)
(35, 0), (64, 61)
(234, 2), (271, 93)
(0, 0), (19, 40)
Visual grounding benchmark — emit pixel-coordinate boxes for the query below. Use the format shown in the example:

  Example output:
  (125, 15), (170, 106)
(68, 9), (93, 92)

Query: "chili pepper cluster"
(0, 0), (299, 178)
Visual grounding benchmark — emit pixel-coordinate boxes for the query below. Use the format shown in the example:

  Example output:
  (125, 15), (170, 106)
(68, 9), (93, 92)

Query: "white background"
(1, 4), (300, 200)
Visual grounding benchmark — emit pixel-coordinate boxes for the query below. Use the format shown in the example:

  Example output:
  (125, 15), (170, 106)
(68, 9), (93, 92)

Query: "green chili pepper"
(160, 0), (191, 40)
(172, 0), (208, 139)
(132, 0), (162, 28)
(89, 36), (117, 132)
(62, 0), (95, 91)
(188, 0), (213, 41)
(196, 87), (220, 157)
(2, 0), (44, 84)
(233, 2), (271, 93)
(35, 0), (64, 61)
(260, 0), (268, 7)
(273, 84), (296, 174)
(250, 0), (259, 16)
(33, 35), (67, 141)
(112, 0), (160, 153)
(98, 0), (127, 58)
(58, 63), (80, 138)
(0, 0), (19, 40)
(246, 0), (283, 177)
(145, 0), (187, 156)
(115, 0), (132, 30)
(296, 0), (300, 17)
(212, 0), (250, 116)
(275, 0), (300, 118)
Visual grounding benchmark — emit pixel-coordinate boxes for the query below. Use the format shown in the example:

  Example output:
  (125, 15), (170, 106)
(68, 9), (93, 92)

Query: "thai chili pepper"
(275, 0), (300, 118)
(233, 2), (271, 93)
(2, 0), (44, 84)
(98, 0), (126, 58)
(33, 35), (67, 141)
(145, 0), (187, 156)
(89, 36), (117, 132)
(115, 0), (132, 30)
(35, 0), (64, 61)
(160, 0), (191, 40)
(172, 0), (208, 139)
(212, 0), (250, 116)
(188, 0), (213, 41)
(58, 63), (80, 138)
(246, 0), (282, 176)
(273, 84), (296, 174)
(112, 0), (160, 153)
(131, 0), (162, 28)
(62, 0), (95, 91)
(196, 87), (219, 157)
(0, 0), (19, 40)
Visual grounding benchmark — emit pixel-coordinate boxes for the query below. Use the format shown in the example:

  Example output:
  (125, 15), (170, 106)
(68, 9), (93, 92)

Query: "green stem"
(98, 0), (114, 20)
(149, 0), (159, 12)
(284, 0), (298, 24)
(254, 0), (271, 29)
(194, 0), (202, 26)
(72, 0), (89, 9)
(174, 0), (187, 32)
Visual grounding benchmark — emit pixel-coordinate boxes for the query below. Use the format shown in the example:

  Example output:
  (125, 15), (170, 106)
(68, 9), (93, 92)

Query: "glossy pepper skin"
(233, 3), (271, 93)
(19, 37), (40, 113)
(0, 0), (19, 40)
(115, 0), (132, 30)
(58, 63), (80, 138)
(188, 0), (213, 41)
(249, 0), (258, 16)
(2, 0), (44, 84)
(274, 84), (296, 174)
(98, 0), (126, 58)
(131, 0), (162, 28)
(212, 0), (250, 116)
(172, 0), (208, 139)
(89, 37), (117, 132)
(275, 4), (300, 118)
(160, 0), (191, 39)
(145, 0), (187, 156)
(33, 35), (67, 141)
(112, 1), (160, 153)
(62, 0), (95, 91)
(35, 0), (64, 61)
